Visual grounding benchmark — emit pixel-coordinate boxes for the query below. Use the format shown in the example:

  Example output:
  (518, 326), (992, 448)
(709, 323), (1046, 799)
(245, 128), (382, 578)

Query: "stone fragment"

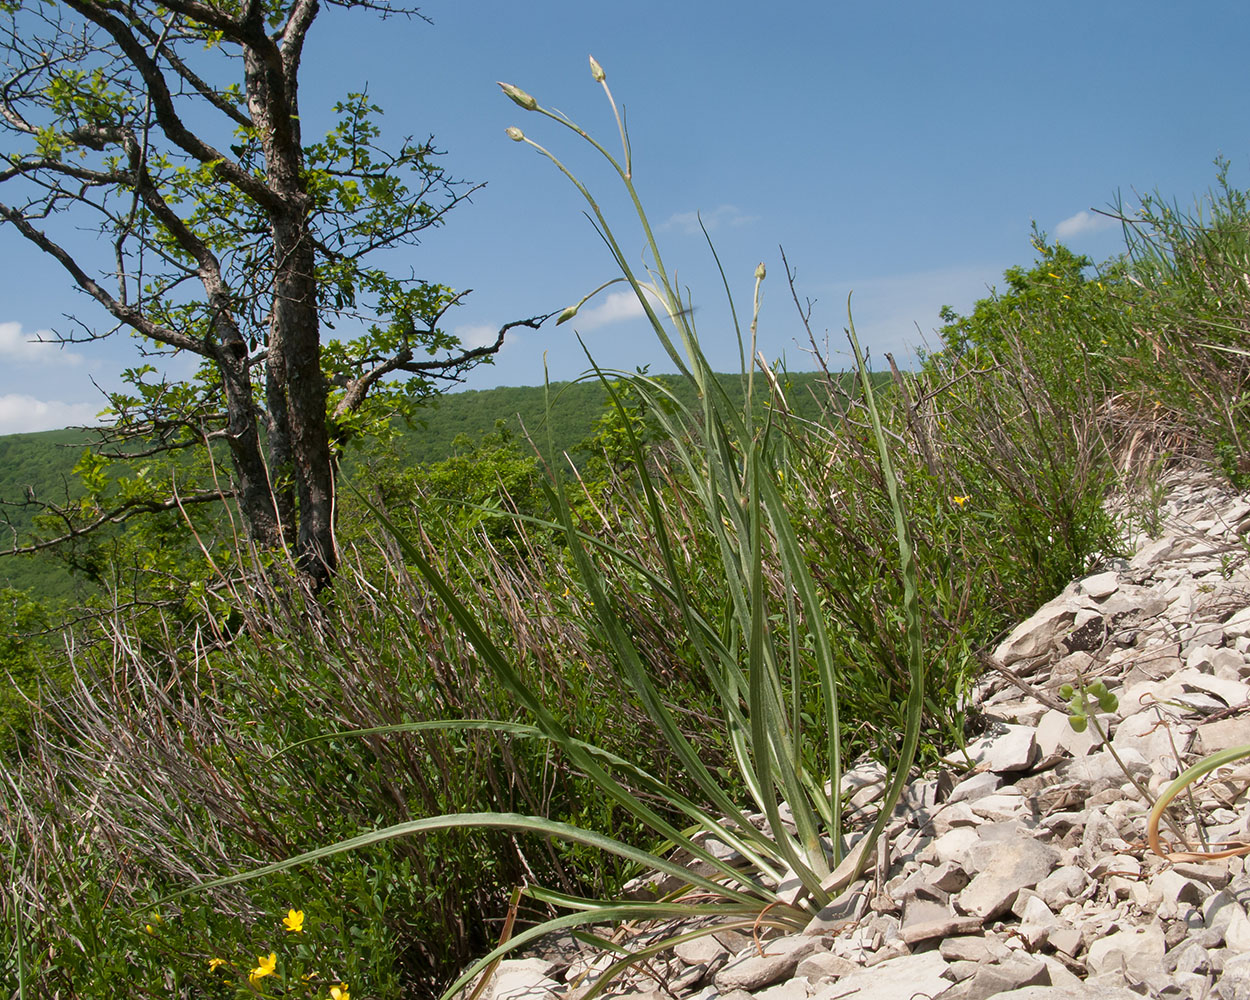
(948, 725), (1040, 774)
(803, 881), (868, 935)
(1033, 955), (1083, 989)
(945, 960), (980, 983)
(1046, 924), (1082, 957)
(794, 952), (858, 981)
(713, 935), (820, 991)
(929, 860), (970, 894)
(953, 953), (1050, 1000)
(673, 932), (732, 966)
(487, 959), (562, 1000)
(969, 790), (1030, 822)
(1175, 860), (1233, 887)
(900, 911), (982, 945)
(1197, 716), (1250, 755)
(1220, 952), (1250, 1000)
(1017, 893), (1058, 949)
(752, 979), (810, 1000)
(1076, 571), (1121, 601)
(1228, 905), (1250, 952)
(1175, 666), (1250, 705)
(807, 950), (949, 1000)
(939, 934), (1013, 964)
(996, 602), (1081, 666)
(1084, 923), (1166, 980)
(1131, 535), (1187, 571)
(983, 984), (1143, 999)
(1035, 709), (1098, 760)
(1182, 621), (1227, 652)
(1169, 941), (1213, 975)
(1151, 869), (1207, 921)
(840, 760), (887, 810)
(1058, 746), (1151, 787)
(932, 826), (981, 867)
(956, 837), (1063, 920)
(1110, 711), (1191, 776)
(931, 799), (980, 835)
(947, 770), (1003, 804)
(1188, 643), (1248, 676)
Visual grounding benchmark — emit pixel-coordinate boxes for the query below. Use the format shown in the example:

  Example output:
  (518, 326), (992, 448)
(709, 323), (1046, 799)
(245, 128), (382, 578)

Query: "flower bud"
(589, 55), (605, 82)
(755, 262), (766, 280)
(505, 126), (525, 142)
(498, 82), (538, 111)
(555, 305), (578, 325)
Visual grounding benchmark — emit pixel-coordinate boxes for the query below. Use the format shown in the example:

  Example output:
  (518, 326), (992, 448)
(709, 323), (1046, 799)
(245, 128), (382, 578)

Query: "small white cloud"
(1054, 210), (1116, 241)
(454, 322), (503, 350)
(0, 394), (104, 434)
(661, 204), (758, 236)
(571, 290), (647, 331)
(0, 321), (83, 365)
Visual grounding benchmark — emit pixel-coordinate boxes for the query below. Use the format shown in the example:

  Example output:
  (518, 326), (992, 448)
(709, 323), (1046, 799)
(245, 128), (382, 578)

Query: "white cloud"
(661, 204), (758, 236)
(454, 322), (503, 350)
(0, 394), (104, 434)
(570, 290), (647, 331)
(1054, 209), (1116, 241)
(0, 321), (83, 365)
(563, 287), (683, 333)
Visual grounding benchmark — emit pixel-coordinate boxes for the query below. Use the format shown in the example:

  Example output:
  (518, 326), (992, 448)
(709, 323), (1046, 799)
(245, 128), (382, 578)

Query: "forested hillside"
(0, 371), (842, 599)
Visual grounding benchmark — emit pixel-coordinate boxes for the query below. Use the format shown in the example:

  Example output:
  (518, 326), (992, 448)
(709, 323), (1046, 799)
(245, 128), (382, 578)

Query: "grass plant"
(164, 57), (931, 995)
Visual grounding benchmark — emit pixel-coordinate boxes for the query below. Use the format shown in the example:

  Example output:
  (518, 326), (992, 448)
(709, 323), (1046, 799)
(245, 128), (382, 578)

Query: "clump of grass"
(163, 57), (930, 996)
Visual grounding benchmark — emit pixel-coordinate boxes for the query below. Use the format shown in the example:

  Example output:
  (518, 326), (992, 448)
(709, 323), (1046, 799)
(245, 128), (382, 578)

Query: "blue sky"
(2, 1), (1249, 433)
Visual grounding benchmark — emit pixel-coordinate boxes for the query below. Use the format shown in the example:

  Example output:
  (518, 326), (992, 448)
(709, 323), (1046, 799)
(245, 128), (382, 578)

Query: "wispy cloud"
(0, 321), (83, 365)
(808, 264), (1001, 363)
(1054, 209), (1116, 240)
(660, 204), (758, 236)
(0, 394), (103, 434)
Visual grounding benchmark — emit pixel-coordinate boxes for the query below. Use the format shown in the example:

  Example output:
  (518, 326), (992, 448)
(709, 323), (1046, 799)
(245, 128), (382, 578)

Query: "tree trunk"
(271, 211), (337, 588)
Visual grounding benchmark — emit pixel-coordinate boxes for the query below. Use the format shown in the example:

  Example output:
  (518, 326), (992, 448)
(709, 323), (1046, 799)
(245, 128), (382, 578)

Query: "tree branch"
(0, 199), (205, 354)
(2, 490), (232, 557)
(60, 0), (283, 212)
(333, 311), (555, 418)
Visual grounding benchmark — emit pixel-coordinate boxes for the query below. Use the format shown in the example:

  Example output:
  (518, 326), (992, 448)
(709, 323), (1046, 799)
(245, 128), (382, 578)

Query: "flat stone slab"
(809, 950), (949, 1000)
(714, 935), (821, 992)
(956, 837), (1063, 920)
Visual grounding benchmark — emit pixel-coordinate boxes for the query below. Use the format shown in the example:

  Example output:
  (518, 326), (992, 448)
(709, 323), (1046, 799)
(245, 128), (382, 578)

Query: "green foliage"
(0, 587), (59, 753)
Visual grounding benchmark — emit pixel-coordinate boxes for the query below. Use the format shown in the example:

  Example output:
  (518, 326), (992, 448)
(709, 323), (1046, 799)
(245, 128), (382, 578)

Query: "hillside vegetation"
(5, 93), (1250, 999)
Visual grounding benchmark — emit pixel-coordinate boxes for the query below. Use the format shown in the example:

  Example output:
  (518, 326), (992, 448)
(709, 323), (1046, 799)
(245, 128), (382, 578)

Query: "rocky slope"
(481, 471), (1250, 1000)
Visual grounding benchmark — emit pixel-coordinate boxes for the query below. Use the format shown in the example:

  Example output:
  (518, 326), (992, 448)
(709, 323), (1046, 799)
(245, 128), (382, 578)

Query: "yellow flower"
(330, 985), (351, 1000)
(249, 953), (277, 984)
(208, 958), (228, 972)
(950, 495), (971, 507)
(283, 908), (305, 933)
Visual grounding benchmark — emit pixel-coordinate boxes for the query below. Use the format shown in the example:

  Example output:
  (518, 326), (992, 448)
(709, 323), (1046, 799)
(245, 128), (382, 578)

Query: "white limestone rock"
(713, 935), (821, 992)
(807, 950), (949, 1000)
(1084, 923), (1166, 980)
(955, 837), (1063, 920)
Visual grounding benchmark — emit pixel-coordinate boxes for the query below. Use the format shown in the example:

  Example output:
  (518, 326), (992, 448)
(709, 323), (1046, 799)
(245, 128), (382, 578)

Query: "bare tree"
(0, 0), (548, 588)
